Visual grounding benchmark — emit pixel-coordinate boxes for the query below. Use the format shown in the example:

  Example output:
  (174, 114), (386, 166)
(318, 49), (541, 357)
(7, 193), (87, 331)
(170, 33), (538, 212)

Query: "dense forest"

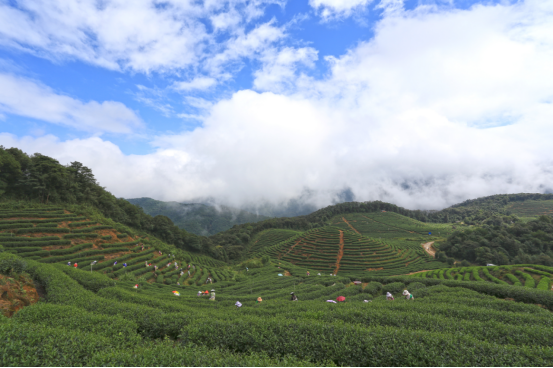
(439, 215), (553, 266)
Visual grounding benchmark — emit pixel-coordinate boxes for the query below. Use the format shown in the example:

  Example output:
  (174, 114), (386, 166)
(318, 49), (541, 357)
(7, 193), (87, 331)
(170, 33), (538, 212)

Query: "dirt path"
(421, 241), (436, 258)
(333, 230), (345, 275)
(400, 269), (431, 276)
(282, 239), (302, 258)
(342, 217), (361, 234)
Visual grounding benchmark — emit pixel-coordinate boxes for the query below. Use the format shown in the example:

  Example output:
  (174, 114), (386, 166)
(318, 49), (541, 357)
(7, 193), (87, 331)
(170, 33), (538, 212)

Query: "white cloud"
(3, 0), (553, 211)
(253, 47), (318, 92)
(206, 20), (286, 75)
(0, 73), (142, 133)
(185, 97), (214, 110)
(173, 77), (217, 91)
(309, 0), (373, 19)
(0, 0), (286, 76)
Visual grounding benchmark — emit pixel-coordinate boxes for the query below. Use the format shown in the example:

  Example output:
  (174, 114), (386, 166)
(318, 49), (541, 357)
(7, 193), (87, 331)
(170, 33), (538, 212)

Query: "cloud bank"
(2, 0), (553, 211)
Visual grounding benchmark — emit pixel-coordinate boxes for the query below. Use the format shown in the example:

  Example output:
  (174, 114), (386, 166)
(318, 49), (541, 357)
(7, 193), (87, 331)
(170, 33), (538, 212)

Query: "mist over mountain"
(126, 197), (270, 236)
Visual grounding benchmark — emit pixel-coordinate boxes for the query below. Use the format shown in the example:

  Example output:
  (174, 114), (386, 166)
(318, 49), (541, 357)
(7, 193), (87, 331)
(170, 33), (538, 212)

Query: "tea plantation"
(504, 199), (553, 218)
(249, 212), (450, 277)
(3, 251), (553, 366)
(2, 205), (553, 366)
(0, 206), (230, 288)
(411, 264), (553, 290)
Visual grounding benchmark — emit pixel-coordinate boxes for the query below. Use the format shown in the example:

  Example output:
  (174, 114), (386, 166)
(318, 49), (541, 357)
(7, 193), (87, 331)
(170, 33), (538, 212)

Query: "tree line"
(438, 215), (553, 266)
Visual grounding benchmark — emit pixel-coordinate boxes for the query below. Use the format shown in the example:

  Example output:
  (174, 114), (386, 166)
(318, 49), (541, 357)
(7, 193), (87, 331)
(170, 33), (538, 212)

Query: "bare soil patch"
(0, 274), (40, 317)
(421, 241), (436, 258)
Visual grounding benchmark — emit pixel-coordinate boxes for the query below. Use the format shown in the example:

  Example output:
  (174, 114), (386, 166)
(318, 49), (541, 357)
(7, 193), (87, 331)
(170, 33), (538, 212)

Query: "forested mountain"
(126, 197), (269, 236)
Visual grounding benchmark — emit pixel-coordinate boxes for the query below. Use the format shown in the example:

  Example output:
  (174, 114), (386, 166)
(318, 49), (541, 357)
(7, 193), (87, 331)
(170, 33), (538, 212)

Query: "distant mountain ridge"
(126, 197), (270, 236)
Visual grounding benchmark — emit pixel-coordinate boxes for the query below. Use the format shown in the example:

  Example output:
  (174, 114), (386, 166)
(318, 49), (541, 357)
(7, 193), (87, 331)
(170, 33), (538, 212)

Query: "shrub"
(63, 233), (99, 239)
(407, 282), (426, 290)
(472, 268), (484, 282)
(13, 303), (138, 344)
(71, 225), (112, 233)
(383, 282), (404, 294)
(0, 223), (34, 230)
(515, 270), (536, 288)
(0, 252), (26, 274)
(482, 267), (508, 285)
(16, 227), (70, 234)
(68, 221), (96, 228)
(504, 273), (523, 286)
(536, 277), (551, 291)
(364, 282), (383, 295)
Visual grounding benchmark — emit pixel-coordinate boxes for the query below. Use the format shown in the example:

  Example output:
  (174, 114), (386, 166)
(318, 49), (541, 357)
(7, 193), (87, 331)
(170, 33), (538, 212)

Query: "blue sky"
(1, 0), (552, 210)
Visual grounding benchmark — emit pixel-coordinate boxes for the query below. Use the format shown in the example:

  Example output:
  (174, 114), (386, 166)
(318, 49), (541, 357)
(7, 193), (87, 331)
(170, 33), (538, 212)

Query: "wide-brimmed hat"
(290, 292), (294, 294)
(211, 289), (215, 292)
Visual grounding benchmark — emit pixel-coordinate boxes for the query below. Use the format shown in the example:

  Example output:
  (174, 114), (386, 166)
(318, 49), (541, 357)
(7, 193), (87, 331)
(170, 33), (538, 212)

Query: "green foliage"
(63, 233), (99, 239)
(537, 277), (551, 291)
(516, 270), (536, 288)
(16, 227), (70, 234)
(57, 264), (116, 292)
(364, 281), (383, 295)
(68, 221), (96, 227)
(504, 273), (523, 286)
(71, 225), (112, 233)
(440, 214), (553, 266)
(0, 252), (26, 274)
(383, 282), (404, 294)
(407, 282), (426, 290)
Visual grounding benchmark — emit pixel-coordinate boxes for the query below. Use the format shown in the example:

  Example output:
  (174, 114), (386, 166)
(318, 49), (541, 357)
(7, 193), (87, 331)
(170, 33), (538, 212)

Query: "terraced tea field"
(3, 251), (553, 366)
(0, 207), (231, 287)
(331, 212), (454, 238)
(246, 229), (301, 257)
(505, 200), (553, 218)
(253, 226), (440, 276)
(411, 264), (553, 290)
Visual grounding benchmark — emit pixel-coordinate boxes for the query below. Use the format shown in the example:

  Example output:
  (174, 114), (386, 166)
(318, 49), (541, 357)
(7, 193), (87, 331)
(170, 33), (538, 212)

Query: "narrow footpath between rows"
(333, 230), (345, 275)
(342, 217), (361, 234)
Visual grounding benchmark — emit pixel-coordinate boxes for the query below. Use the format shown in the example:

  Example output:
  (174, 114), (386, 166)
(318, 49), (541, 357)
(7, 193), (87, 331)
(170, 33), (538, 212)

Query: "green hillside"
(126, 197), (269, 236)
(505, 199), (553, 218)
(0, 204), (228, 288)
(3, 248), (553, 366)
(249, 212), (448, 277)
